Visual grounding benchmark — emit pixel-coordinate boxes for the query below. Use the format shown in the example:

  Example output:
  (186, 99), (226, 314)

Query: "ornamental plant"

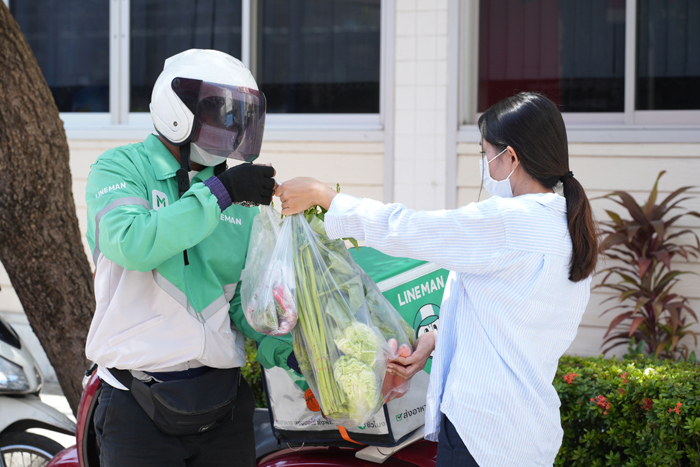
(555, 354), (700, 467)
(596, 171), (700, 360)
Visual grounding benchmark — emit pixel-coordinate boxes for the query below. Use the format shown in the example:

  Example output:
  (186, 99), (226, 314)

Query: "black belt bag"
(108, 367), (241, 436)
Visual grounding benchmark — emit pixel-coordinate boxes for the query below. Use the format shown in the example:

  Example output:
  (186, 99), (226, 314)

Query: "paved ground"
(34, 382), (77, 449)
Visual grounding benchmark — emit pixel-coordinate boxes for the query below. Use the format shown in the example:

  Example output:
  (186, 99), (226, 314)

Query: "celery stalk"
(292, 217), (347, 416)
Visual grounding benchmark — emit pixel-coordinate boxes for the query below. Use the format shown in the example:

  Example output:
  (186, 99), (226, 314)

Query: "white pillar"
(392, 0), (449, 210)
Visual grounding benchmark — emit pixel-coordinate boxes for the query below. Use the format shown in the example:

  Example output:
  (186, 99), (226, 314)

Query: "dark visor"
(172, 77), (266, 162)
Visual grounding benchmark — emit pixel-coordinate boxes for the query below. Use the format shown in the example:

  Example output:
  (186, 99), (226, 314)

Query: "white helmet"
(150, 49), (266, 163)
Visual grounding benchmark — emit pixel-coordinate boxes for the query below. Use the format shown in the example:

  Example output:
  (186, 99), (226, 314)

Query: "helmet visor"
(172, 77), (266, 162)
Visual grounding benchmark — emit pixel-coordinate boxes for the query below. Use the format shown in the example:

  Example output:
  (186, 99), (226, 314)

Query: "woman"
(276, 93), (597, 467)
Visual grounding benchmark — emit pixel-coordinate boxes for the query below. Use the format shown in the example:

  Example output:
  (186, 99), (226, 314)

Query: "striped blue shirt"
(324, 192), (591, 467)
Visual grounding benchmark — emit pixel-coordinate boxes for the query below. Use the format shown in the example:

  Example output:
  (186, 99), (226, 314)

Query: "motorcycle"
(0, 315), (77, 467)
(46, 364), (437, 467)
(46, 247), (443, 466)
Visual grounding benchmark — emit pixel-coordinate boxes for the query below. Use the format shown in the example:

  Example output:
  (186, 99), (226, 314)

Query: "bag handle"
(337, 426), (365, 446)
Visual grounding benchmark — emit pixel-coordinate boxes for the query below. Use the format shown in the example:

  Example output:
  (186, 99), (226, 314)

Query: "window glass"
(11, 0), (109, 112)
(130, 0), (242, 112)
(478, 0), (626, 113)
(256, 0), (381, 114)
(636, 0), (700, 110)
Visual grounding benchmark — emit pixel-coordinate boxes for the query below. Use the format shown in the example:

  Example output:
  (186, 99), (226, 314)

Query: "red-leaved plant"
(596, 171), (700, 360)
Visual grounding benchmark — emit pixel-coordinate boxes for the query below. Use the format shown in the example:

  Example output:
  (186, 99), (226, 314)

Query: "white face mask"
(480, 147), (516, 198)
(189, 143), (229, 167)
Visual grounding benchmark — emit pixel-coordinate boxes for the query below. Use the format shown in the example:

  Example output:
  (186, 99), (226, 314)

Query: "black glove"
(216, 163), (275, 206)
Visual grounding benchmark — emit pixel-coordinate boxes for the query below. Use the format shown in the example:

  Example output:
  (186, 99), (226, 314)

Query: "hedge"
(244, 342), (700, 465)
(242, 338), (267, 408)
(555, 355), (700, 467)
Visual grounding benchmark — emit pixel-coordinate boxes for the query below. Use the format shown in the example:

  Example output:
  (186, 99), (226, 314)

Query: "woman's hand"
(387, 331), (436, 380)
(275, 177), (338, 216)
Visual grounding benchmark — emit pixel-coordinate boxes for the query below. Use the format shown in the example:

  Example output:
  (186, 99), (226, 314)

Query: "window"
(253, 0), (381, 114)
(467, 0), (700, 125)
(130, 0), (242, 112)
(636, 0), (700, 111)
(11, 0), (382, 123)
(11, 0), (110, 112)
(477, 0), (626, 113)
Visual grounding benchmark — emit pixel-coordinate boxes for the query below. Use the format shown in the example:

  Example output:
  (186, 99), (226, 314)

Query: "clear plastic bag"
(241, 206), (298, 336)
(288, 212), (413, 427)
(360, 269), (415, 403)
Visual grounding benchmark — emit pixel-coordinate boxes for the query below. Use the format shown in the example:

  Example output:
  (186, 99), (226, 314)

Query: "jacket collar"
(144, 134), (214, 182)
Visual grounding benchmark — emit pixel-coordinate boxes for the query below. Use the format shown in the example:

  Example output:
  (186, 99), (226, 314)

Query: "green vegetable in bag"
(333, 355), (381, 422)
(289, 200), (414, 426)
(335, 323), (381, 367)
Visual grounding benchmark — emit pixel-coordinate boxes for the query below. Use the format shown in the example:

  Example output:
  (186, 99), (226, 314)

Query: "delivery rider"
(85, 49), (285, 467)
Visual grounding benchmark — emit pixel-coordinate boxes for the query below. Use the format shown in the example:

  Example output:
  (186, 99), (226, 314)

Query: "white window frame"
(49, 0), (387, 141)
(457, 0), (700, 144)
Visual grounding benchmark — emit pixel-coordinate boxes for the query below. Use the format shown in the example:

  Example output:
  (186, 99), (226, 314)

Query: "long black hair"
(478, 92), (597, 282)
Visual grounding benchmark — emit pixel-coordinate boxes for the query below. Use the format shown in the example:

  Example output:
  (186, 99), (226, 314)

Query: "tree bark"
(0, 3), (94, 414)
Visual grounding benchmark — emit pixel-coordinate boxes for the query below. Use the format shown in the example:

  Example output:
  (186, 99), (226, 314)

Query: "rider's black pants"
(94, 377), (256, 467)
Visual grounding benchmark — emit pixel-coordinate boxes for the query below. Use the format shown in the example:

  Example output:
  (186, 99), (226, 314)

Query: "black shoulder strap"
(108, 368), (156, 419)
(175, 143), (191, 265)
(176, 143), (192, 198)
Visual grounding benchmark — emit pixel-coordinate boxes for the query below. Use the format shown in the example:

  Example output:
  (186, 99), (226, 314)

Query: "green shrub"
(555, 355), (700, 466)
(242, 338), (267, 408)
(244, 342), (700, 463)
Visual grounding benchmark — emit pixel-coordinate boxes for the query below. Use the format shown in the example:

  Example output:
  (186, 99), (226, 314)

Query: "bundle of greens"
(290, 204), (414, 426)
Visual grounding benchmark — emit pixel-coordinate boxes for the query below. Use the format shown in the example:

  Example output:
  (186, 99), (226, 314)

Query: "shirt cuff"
(203, 176), (233, 212)
(324, 192), (362, 240)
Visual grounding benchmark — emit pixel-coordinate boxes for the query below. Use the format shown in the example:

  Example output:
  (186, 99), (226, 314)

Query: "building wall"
(2, 1), (699, 386)
(457, 142), (700, 357)
(0, 139), (384, 382)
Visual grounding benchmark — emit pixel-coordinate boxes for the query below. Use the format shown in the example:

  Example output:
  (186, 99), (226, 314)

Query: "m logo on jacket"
(152, 190), (169, 211)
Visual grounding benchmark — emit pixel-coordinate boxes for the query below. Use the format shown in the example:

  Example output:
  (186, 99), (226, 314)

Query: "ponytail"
(479, 92), (598, 282)
(561, 175), (598, 282)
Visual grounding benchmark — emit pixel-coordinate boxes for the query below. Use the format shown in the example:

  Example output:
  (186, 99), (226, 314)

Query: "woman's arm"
(276, 177), (506, 273)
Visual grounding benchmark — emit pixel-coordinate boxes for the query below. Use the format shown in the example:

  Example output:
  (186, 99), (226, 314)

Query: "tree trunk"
(0, 3), (94, 414)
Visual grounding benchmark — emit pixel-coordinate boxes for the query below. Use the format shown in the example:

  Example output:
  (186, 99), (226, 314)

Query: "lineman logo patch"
(152, 190), (169, 211)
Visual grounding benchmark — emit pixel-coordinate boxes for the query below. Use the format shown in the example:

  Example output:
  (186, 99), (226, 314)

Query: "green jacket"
(84, 134), (296, 387)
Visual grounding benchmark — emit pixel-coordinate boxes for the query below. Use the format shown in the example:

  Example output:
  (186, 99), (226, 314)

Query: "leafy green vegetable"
(293, 330), (313, 378)
(291, 211), (384, 424)
(333, 355), (381, 421)
(303, 183), (360, 251)
(292, 219), (348, 418)
(335, 323), (382, 367)
(362, 274), (416, 346)
(289, 193), (413, 425)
